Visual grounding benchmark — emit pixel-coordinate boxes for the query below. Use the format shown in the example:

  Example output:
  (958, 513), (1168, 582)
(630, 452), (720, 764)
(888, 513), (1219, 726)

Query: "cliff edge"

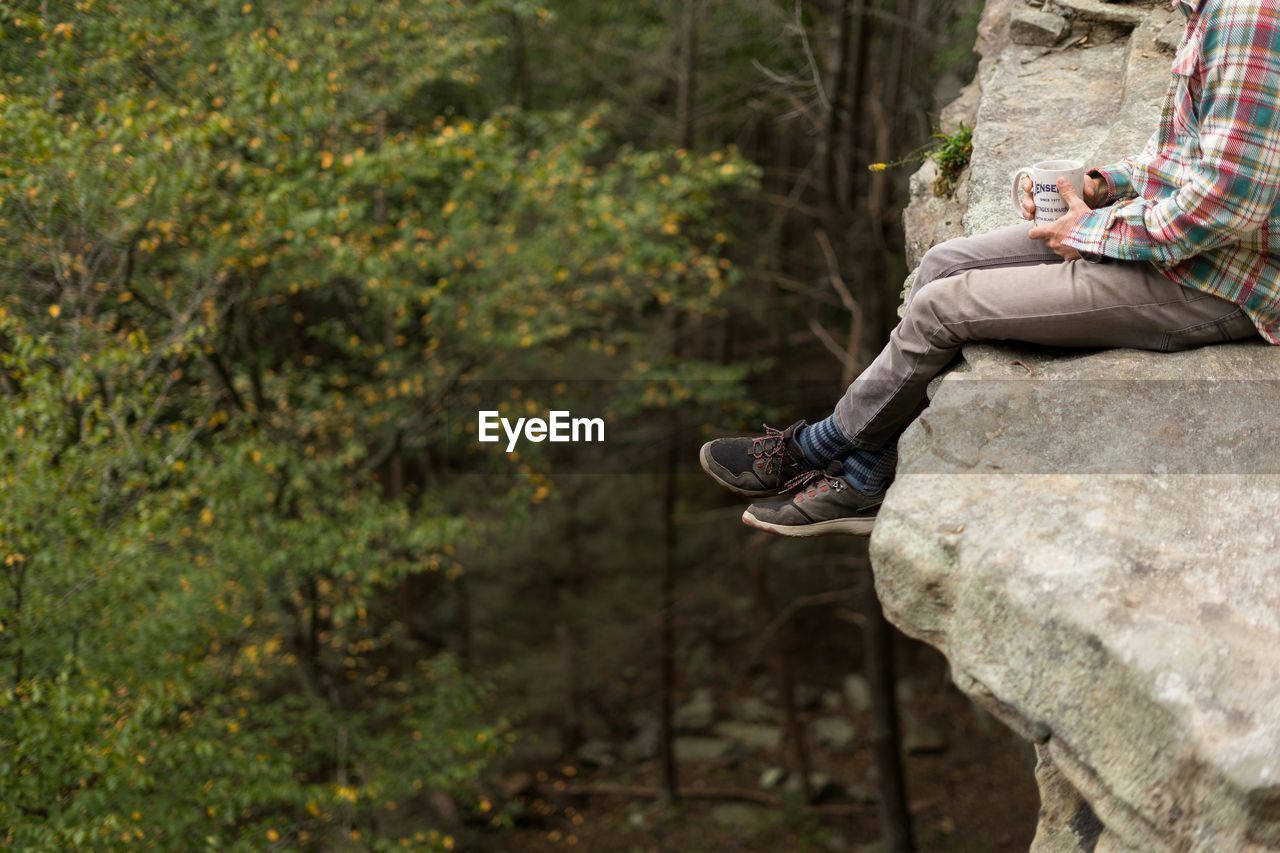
(873, 0), (1280, 849)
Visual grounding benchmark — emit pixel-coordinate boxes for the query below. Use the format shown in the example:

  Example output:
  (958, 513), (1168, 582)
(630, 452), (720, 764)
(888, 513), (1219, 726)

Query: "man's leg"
(831, 233), (1257, 450)
(907, 221), (1064, 308)
(738, 225), (1257, 536)
(707, 224), (1106, 503)
(793, 223), (1063, 471)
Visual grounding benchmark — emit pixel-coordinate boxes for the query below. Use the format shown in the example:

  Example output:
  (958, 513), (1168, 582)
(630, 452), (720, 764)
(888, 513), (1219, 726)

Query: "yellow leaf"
(48, 303), (61, 318)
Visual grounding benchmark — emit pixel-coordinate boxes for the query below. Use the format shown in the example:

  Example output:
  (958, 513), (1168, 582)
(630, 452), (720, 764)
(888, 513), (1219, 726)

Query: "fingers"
(1028, 224), (1046, 240)
(1057, 176), (1088, 212)
(1083, 174), (1103, 208)
(1019, 176), (1035, 220)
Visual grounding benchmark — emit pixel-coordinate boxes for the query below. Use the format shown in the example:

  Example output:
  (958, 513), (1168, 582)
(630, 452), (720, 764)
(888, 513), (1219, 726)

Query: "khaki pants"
(833, 223), (1260, 448)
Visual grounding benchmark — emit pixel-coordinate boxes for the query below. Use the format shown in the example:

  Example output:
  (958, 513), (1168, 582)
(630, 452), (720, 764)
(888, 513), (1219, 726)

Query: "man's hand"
(1028, 177), (1091, 260)
(1018, 171), (1106, 220)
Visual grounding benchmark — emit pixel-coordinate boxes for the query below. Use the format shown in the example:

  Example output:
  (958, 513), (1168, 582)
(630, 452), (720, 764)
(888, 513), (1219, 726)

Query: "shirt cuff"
(1063, 207), (1114, 257)
(1088, 163), (1135, 205)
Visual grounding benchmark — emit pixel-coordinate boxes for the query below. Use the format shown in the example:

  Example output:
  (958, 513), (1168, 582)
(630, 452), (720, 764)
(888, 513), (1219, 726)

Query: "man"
(700, 0), (1280, 536)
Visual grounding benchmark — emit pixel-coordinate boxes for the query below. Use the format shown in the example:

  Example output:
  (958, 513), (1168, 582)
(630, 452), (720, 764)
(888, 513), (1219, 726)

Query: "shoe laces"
(750, 422), (802, 475)
(783, 461), (848, 499)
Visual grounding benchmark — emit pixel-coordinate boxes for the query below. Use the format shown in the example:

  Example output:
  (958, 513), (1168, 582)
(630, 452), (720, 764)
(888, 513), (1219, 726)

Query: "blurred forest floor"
(500, 612), (1040, 852)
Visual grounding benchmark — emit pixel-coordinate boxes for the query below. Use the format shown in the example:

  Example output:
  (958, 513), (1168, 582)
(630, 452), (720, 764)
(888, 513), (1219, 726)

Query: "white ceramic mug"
(1011, 159), (1085, 226)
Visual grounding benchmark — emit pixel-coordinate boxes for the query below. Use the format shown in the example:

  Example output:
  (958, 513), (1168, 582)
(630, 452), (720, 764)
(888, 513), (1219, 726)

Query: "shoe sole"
(698, 442), (785, 498)
(741, 508), (876, 537)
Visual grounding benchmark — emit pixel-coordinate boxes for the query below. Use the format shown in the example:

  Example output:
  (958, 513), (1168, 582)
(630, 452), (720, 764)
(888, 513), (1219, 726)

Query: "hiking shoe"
(699, 421), (812, 497)
(741, 465), (882, 537)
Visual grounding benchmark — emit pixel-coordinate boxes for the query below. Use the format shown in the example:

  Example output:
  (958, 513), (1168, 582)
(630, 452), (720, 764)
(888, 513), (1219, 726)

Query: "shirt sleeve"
(1088, 156), (1142, 204)
(1065, 0), (1280, 263)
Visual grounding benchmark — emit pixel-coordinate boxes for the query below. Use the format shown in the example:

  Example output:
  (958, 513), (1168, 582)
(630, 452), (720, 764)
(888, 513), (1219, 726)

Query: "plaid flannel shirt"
(1063, 0), (1280, 343)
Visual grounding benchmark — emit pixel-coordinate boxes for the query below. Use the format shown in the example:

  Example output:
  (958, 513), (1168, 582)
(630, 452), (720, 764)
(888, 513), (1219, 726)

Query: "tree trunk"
(508, 11), (533, 110)
(847, 0), (873, 179)
(750, 556), (814, 802)
(562, 491), (585, 752)
(863, 575), (915, 851)
(826, 0), (854, 214)
(675, 0), (698, 150)
(658, 0), (699, 804)
(657, 422), (680, 805)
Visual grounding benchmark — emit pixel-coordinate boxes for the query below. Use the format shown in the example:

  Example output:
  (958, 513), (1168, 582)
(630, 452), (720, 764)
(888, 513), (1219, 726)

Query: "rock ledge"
(873, 1), (1280, 850)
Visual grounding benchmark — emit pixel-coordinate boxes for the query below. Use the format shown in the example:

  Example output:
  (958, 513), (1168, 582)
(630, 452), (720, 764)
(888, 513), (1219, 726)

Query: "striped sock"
(796, 414), (856, 468)
(841, 439), (899, 496)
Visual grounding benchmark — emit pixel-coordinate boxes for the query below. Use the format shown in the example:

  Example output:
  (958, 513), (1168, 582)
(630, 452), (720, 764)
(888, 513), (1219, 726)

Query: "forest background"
(0, 0), (1036, 850)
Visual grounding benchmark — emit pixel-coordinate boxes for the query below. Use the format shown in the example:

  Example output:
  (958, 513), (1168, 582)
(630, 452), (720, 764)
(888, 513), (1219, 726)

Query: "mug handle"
(1011, 168), (1034, 220)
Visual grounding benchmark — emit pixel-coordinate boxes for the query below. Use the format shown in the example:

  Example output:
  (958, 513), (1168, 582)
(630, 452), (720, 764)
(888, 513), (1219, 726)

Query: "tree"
(0, 0), (756, 846)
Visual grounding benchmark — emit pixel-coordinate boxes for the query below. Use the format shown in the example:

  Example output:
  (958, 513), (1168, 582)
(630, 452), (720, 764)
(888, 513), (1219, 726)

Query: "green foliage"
(930, 123), (974, 198)
(0, 0), (756, 847)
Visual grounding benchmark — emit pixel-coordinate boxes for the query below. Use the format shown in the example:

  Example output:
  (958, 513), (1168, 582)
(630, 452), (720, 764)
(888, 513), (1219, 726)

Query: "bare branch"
(808, 317), (858, 374)
(814, 229), (857, 312)
(793, 0), (831, 112)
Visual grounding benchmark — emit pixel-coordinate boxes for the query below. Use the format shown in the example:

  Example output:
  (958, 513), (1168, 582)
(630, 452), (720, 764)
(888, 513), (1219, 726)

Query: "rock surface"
(811, 716), (858, 752)
(843, 674), (873, 713)
(674, 686), (715, 731)
(674, 735), (738, 764)
(1010, 3), (1068, 46)
(873, 0), (1280, 850)
(713, 721), (784, 751)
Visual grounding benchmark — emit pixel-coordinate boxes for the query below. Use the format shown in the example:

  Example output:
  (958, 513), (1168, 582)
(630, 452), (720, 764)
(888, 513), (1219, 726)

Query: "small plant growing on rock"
(929, 123), (973, 197)
(866, 122), (973, 198)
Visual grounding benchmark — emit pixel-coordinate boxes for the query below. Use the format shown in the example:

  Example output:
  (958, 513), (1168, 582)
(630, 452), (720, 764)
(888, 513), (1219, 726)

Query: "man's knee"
(904, 273), (965, 345)
(916, 234), (978, 289)
(907, 237), (972, 309)
(915, 223), (1048, 293)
